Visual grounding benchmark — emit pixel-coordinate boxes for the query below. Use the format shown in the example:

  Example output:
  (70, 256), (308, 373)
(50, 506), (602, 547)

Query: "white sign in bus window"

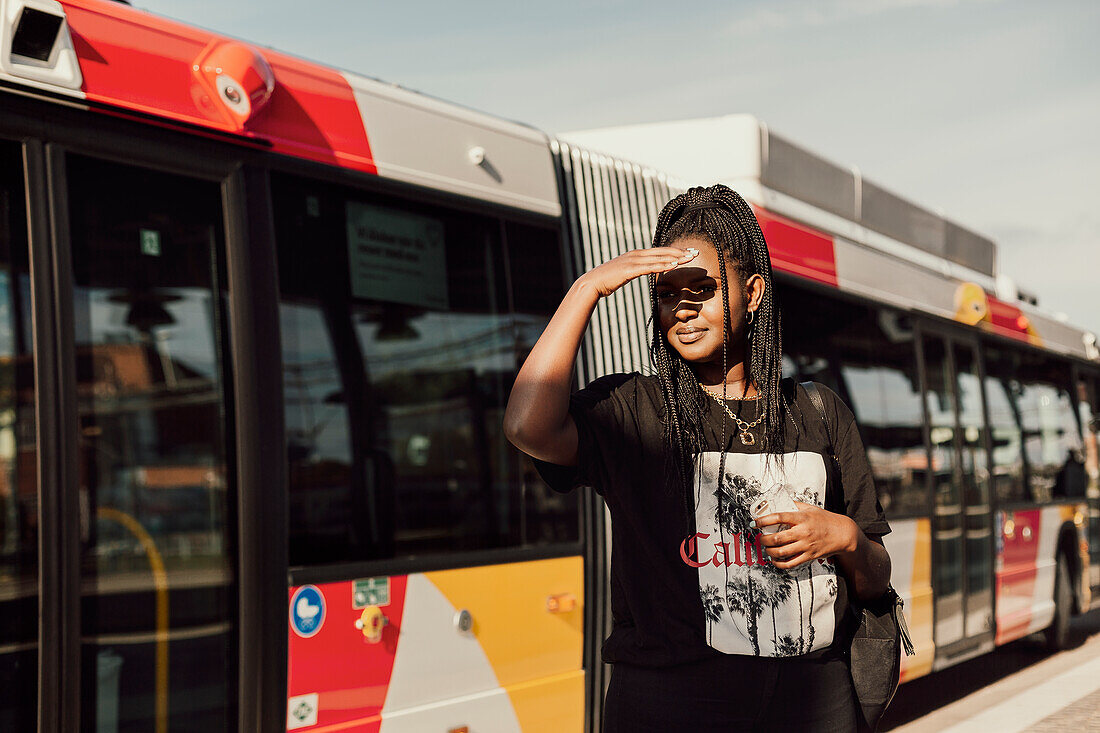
(345, 202), (447, 310)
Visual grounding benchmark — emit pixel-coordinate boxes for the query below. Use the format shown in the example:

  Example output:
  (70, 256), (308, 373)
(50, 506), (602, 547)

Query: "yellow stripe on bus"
(425, 556), (585, 732)
(904, 518), (935, 681)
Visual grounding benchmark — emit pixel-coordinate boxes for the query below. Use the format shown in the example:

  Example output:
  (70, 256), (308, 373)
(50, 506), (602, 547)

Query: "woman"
(503, 184), (891, 731)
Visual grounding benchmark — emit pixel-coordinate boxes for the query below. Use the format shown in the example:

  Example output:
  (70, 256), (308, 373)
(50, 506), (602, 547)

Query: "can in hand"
(750, 484), (798, 535)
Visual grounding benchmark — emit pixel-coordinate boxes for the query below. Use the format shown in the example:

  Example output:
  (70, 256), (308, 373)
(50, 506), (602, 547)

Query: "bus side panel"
(995, 508), (1040, 644)
(883, 518), (934, 681)
(287, 577), (409, 730)
(993, 504), (1085, 644)
(287, 557), (584, 732)
(1023, 507), (1064, 635)
(411, 557), (584, 732)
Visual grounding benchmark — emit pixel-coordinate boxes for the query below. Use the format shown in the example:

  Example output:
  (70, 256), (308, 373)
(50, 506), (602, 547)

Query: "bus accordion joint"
(190, 39), (275, 132)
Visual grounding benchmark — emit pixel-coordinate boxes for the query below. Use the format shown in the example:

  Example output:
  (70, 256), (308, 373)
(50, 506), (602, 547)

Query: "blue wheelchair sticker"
(290, 585), (326, 638)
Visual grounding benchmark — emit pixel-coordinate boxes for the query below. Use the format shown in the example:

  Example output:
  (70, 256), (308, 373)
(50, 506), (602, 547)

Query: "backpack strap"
(801, 381), (836, 463)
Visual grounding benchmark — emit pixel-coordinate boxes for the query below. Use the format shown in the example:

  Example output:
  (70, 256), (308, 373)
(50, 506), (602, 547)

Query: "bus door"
(1078, 371), (1100, 591)
(60, 152), (243, 732)
(920, 331), (996, 664)
(0, 139), (38, 733)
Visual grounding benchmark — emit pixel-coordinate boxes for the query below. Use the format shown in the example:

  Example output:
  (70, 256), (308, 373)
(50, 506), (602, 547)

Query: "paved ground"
(881, 604), (1100, 733)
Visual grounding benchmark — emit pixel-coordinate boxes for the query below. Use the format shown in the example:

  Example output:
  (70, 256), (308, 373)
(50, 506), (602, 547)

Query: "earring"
(747, 309), (756, 325)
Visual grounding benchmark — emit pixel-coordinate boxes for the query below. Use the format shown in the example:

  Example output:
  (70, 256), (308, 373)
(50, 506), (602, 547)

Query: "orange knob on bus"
(546, 593), (576, 613)
(355, 606), (389, 643)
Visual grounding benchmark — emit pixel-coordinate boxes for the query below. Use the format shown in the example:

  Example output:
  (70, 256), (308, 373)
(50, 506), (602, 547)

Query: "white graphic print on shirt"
(693, 451), (838, 657)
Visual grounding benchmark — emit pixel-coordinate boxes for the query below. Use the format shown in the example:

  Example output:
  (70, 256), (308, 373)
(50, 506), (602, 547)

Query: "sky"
(137, 0), (1100, 336)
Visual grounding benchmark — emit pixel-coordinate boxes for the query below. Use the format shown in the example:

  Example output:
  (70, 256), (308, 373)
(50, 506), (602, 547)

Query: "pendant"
(739, 431), (755, 446)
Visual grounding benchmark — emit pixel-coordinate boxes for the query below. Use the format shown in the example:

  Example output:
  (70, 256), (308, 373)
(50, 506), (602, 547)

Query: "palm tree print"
(758, 561), (794, 651)
(775, 634), (801, 657)
(699, 584), (725, 646)
(714, 473), (762, 535)
(793, 486), (818, 652)
(725, 564), (766, 656)
(714, 473), (765, 652)
(694, 456), (840, 658)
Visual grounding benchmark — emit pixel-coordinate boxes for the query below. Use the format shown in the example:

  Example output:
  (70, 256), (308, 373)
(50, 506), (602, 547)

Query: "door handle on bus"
(355, 606), (389, 643)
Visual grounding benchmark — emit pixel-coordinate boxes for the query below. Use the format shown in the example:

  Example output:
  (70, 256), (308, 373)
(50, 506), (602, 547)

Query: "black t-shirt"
(534, 373), (890, 668)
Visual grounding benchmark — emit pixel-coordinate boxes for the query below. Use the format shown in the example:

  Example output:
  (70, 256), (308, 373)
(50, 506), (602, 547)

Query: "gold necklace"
(700, 384), (765, 445)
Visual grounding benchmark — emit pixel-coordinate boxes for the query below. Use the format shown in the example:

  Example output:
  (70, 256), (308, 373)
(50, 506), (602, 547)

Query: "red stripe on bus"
(752, 207), (839, 286)
(995, 509), (1040, 645)
(62, 0), (377, 174)
(288, 577), (408, 731)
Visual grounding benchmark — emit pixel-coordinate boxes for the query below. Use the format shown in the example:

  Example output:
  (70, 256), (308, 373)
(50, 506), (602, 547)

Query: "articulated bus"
(0, 1), (1095, 732)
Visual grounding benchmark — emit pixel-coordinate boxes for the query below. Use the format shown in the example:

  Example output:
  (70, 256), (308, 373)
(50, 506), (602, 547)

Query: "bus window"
(781, 288), (928, 518)
(1017, 356), (1084, 500)
(66, 155), (235, 731)
(953, 343), (993, 637)
(983, 345), (1084, 503)
(1079, 374), (1100, 577)
(504, 222), (580, 546)
(981, 346), (1027, 504)
(0, 141), (36, 732)
(275, 175), (578, 567)
(921, 336), (964, 632)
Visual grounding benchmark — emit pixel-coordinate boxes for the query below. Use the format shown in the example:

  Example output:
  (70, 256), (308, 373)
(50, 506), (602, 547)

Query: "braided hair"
(646, 184), (789, 540)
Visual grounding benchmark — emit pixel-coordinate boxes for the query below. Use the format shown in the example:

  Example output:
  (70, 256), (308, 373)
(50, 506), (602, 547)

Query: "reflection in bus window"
(505, 223), (580, 545)
(0, 141), (36, 732)
(921, 336), (963, 612)
(782, 288), (928, 518)
(1079, 375), (1100, 572)
(984, 344), (1084, 504)
(67, 156), (234, 731)
(982, 360), (1026, 504)
(275, 176), (578, 567)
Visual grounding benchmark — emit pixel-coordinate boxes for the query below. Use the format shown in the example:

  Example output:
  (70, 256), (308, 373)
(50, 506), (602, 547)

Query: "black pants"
(602, 651), (858, 732)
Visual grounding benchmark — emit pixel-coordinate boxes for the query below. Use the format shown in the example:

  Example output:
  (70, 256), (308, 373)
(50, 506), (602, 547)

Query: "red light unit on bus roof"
(190, 40), (274, 132)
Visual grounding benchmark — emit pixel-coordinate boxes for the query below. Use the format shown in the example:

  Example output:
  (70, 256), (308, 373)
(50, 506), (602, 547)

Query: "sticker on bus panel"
(290, 585), (326, 638)
(140, 228), (161, 256)
(345, 201), (448, 310)
(352, 577), (390, 609)
(287, 693), (319, 729)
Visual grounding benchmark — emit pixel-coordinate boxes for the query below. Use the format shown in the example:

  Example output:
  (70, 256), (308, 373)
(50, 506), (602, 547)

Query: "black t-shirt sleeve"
(532, 372), (642, 497)
(819, 384), (892, 537)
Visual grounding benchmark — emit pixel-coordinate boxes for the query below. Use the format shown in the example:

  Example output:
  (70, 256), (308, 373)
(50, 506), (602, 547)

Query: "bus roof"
(0, 0), (560, 215)
(2, 0), (1094, 361)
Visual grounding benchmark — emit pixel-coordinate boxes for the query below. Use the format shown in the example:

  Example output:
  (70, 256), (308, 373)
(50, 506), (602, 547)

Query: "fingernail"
(749, 520), (757, 529)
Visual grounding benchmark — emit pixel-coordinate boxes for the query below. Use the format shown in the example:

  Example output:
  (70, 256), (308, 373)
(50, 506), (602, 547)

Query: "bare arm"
(833, 528), (891, 602)
(503, 246), (697, 465)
